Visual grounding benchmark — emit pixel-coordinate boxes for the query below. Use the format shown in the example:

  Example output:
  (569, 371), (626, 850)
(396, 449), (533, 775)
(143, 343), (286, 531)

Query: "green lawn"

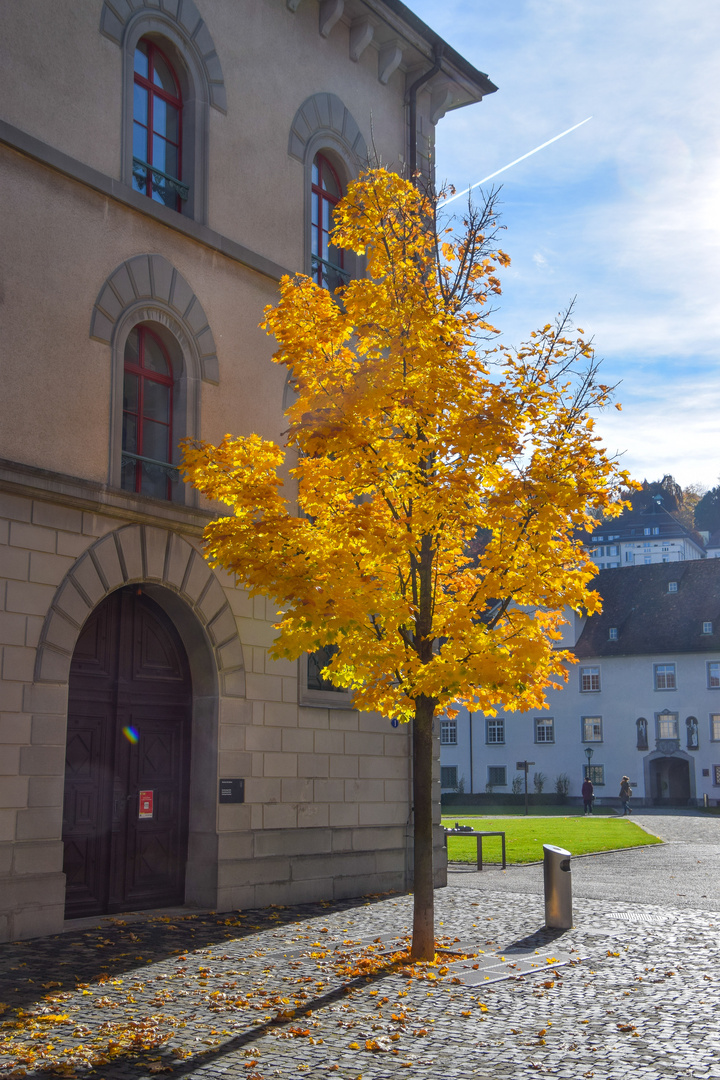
(442, 815), (662, 864)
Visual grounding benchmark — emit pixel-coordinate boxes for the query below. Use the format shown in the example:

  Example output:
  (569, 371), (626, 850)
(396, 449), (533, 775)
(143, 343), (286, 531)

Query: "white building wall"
(441, 650), (720, 807)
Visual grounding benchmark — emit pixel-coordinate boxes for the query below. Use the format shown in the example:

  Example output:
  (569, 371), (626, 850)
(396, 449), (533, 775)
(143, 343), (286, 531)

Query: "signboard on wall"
(219, 778), (245, 804)
(139, 790), (154, 819)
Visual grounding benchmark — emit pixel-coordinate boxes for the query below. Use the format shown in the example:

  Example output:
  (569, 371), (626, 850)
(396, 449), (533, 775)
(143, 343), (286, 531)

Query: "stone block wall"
(0, 486), (420, 941)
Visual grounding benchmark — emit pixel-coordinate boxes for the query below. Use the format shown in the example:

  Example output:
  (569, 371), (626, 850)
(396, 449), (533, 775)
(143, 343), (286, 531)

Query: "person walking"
(582, 775), (594, 815)
(619, 775), (633, 815)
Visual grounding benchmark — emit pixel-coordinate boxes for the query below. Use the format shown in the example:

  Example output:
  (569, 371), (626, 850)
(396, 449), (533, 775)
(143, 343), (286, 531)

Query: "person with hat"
(619, 776), (632, 815)
(581, 775), (594, 815)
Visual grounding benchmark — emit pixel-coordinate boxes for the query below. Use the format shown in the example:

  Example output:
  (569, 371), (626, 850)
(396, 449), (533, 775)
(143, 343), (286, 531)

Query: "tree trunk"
(411, 693), (436, 959)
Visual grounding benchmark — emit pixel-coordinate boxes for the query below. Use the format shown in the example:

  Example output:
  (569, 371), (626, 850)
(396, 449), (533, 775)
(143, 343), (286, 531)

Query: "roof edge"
(368, 0), (498, 98)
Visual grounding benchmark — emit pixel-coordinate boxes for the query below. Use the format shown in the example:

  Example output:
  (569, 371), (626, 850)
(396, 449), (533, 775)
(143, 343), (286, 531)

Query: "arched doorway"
(62, 587), (192, 918)
(649, 756), (691, 806)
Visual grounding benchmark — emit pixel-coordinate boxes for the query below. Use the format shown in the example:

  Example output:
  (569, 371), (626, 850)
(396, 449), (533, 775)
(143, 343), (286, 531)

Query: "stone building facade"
(0, 0), (496, 941)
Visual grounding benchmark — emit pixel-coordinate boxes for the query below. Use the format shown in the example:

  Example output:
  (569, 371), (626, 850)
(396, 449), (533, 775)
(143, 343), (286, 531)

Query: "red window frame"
(311, 153), (344, 288)
(122, 326), (174, 500)
(133, 38), (183, 211)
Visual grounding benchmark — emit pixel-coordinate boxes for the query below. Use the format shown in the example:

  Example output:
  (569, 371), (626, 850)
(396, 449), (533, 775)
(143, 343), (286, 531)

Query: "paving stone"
(1, 815), (719, 1077)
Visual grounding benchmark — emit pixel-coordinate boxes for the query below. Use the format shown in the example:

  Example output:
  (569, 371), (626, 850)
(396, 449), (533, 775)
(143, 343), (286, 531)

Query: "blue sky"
(410, 0), (720, 489)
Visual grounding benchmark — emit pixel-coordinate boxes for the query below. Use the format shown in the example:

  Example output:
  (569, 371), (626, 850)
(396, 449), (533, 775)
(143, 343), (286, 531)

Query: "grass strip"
(441, 815), (662, 864)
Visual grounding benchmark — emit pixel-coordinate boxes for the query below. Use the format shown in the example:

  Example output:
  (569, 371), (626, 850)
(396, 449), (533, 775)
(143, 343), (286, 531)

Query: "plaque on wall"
(219, 778), (245, 803)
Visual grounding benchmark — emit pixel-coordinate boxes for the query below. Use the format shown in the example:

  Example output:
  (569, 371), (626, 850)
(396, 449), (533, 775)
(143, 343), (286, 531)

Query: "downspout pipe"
(406, 45), (443, 183)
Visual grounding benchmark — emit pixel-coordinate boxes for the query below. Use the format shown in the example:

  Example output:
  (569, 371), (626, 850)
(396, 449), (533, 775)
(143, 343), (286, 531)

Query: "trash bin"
(543, 844), (572, 929)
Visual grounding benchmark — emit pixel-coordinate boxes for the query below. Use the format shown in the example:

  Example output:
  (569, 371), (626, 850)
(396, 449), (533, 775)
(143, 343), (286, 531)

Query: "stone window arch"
(90, 254), (219, 506)
(100, 0), (227, 224)
(288, 93), (368, 286)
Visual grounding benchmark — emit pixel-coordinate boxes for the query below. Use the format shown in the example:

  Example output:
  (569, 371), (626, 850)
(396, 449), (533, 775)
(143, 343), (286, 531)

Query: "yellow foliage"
(182, 168), (630, 723)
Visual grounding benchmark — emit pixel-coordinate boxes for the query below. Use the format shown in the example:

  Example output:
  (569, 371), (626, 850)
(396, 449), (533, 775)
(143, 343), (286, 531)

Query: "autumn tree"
(182, 169), (629, 960)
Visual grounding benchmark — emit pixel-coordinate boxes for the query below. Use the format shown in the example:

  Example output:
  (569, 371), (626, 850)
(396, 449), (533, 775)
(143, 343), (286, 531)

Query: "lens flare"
(122, 725), (139, 744)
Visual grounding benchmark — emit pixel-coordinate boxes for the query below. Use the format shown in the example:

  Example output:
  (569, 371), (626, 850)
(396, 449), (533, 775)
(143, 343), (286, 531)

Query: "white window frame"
(708, 662), (720, 689)
(534, 717), (554, 744)
(710, 715), (720, 742)
(486, 718), (505, 745)
(656, 710), (679, 740)
(440, 718), (458, 745)
(582, 716), (603, 742)
(654, 663), (677, 690)
(703, 622), (713, 635)
(580, 666), (601, 693)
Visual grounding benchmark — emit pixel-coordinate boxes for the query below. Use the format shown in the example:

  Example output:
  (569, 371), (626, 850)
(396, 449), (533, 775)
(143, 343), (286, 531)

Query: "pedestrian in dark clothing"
(619, 775), (632, 815)
(582, 776), (594, 815)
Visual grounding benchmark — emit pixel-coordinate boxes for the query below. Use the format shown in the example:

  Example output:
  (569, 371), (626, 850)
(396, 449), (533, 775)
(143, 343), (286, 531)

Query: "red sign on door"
(139, 790), (154, 819)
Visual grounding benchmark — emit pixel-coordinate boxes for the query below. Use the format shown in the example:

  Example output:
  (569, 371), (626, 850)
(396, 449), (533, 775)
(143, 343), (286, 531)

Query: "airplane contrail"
(442, 117), (593, 206)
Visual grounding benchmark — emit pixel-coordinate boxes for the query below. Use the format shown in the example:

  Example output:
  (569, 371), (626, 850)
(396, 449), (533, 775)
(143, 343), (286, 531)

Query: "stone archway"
(34, 525), (246, 910)
(648, 756), (692, 806)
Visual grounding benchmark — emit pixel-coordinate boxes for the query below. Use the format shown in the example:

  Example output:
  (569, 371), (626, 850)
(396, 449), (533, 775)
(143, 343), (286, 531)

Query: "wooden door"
(62, 588), (191, 918)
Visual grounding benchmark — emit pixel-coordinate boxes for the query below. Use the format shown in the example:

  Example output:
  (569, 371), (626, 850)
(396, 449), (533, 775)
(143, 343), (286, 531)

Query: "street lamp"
(584, 745), (594, 777)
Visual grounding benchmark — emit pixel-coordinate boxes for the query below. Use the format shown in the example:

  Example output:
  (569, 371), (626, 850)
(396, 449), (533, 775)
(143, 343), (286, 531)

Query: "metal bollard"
(543, 844), (572, 929)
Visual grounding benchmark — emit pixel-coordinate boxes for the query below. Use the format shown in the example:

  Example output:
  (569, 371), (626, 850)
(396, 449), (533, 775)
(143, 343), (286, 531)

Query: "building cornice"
(0, 458), (215, 538)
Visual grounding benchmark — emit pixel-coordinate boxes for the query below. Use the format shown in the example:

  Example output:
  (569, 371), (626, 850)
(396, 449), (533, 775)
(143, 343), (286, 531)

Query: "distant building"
(441, 560), (720, 807)
(706, 530), (720, 559)
(582, 499), (705, 570)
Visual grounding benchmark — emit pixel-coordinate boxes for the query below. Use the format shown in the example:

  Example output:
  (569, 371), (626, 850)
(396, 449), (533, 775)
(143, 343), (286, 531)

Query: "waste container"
(543, 844), (572, 929)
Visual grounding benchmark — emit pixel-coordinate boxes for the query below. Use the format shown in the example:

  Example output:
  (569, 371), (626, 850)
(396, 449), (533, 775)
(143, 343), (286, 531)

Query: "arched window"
(311, 153), (348, 290)
(121, 326), (175, 500)
(132, 38), (186, 211)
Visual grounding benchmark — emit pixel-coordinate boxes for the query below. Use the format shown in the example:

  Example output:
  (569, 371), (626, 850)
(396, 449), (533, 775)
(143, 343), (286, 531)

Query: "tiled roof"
(574, 560), (720, 657)
(580, 501), (704, 549)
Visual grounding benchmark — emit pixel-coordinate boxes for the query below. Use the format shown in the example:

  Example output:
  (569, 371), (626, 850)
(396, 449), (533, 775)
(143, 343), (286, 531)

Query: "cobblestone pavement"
(2, 815), (719, 1080)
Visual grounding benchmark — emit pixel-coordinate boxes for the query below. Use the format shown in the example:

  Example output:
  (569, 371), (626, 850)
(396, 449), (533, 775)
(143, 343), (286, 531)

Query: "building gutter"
(405, 44), (443, 181)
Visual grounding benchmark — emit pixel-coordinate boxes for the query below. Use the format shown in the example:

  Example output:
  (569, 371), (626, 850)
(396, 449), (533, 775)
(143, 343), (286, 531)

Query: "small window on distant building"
(607, 545), (619, 556)
(654, 663), (676, 690)
(711, 715), (720, 741)
(703, 622), (713, 635)
(656, 710), (679, 739)
(584, 764), (604, 786)
(652, 527), (660, 535)
(609, 627), (618, 640)
(487, 766), (507, 787)
(580, 666), (601, 692)
(534, 717), (554, 744)
(582, 716), (603, 742)
(708, 662), (720, 689)
(644, 556), (652, 565)
(644, 528), (651, 536)
(668, 581), (678, 593)
(441, 766), (458, 790)
(440, 718), (458, 745)
(486, 718), (505, 744)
